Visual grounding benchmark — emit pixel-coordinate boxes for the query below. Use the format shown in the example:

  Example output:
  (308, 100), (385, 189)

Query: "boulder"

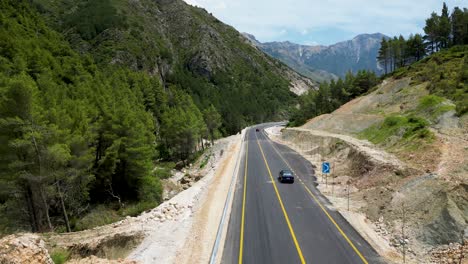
(0, 233), (53, 264)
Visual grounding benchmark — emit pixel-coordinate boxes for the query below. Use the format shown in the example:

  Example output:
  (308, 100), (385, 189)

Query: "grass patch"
(73, 205), (121, 231)
(391, 46), (468, 116)
(72, 199), (159, 231)
(416, 95), (456, 121)
(199, 153), (211, 169)
(50, 248), (70, 264)
(418, 94), (444, 108)
(118, 201), (157, 217)
(360, 115), (432, 145)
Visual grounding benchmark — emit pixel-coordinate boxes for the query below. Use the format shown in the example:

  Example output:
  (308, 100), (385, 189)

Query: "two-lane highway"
(222, 125), (384, 264)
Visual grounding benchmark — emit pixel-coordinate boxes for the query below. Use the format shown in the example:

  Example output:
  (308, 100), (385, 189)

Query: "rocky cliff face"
(244, 33), (387, 81)
(35, 0), (316, 96)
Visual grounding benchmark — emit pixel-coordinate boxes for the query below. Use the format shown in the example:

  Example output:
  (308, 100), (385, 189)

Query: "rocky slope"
(34, 0), (316, 97)
(275, 49), (467, 262)
(244, 33), (386, 81)
(0, 234), (53, 264)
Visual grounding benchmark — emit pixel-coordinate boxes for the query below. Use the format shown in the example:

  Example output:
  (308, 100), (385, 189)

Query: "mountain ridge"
(243, 32), (387, 82)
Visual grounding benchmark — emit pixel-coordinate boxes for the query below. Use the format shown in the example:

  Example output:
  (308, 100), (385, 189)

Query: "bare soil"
(266, 78), (468, 264)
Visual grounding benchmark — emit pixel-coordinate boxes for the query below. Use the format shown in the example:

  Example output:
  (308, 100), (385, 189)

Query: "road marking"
(238, 137), (249, 264)
(262, 132), (369, 264)
(255, 133), (306, 264)
(209, 129), (246, 264)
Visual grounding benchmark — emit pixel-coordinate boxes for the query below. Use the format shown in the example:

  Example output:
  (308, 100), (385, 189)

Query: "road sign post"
(347, 181), (350, 211)
(322, 162), (330, 174)
(322, 162), (330, 188)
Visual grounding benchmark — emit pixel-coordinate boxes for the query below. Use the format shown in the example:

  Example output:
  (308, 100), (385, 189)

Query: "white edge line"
(209, 128), (247, 264)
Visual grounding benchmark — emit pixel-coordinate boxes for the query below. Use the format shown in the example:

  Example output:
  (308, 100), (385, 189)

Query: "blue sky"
(183, 0), (466, 45)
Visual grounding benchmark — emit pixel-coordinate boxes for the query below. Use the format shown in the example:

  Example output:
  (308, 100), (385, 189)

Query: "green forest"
(378, 3), (468, 74)
(291, 3), (468, 127)
(0, 0), (262, 234)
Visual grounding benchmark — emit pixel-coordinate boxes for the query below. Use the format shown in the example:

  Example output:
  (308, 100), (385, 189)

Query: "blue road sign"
(322, 162), (330, 174)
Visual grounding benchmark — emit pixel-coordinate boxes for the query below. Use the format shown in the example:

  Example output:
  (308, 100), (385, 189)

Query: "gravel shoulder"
(128, 131), (244, 263)
(40, 131), (244, 264)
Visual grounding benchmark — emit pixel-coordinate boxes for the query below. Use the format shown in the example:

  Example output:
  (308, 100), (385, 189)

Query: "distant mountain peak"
(243, 33), (388, 81)
(353, 33), (387, 39)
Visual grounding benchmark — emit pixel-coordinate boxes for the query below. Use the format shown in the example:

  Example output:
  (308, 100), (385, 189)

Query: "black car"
(278, 169), (294, 183)
(255, 128), (260, 132)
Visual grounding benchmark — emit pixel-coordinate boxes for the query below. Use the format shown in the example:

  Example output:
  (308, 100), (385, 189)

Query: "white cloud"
(183, 0), (466, 44)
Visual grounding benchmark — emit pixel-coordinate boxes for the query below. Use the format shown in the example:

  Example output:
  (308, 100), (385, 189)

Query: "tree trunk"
(56, 179), (71, 232)
(30, 127), (52, 232)
(25, 185), (39, 232)
(40, 186), (53, 231)
(210, 129), (214, 146)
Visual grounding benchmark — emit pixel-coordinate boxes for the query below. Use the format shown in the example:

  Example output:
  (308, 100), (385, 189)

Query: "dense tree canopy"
(0, 0), (226, 233)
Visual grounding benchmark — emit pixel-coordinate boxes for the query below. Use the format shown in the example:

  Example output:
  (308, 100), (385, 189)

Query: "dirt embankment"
(0, 233), (53, 264)
(271, 126), (467, 263)
(267, 78), (467, 264)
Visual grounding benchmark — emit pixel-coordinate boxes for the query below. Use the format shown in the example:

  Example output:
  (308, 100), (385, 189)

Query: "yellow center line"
(263, 132), (369, 264)
(255, 132), (306, 264)
(238, 136), (249, 264)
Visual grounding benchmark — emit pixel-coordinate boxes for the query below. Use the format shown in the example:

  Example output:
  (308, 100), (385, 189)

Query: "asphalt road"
(222, 124), (385, 264)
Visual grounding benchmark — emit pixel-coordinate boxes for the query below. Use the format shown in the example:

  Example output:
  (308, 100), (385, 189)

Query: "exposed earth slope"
(277, 47), (468, 263)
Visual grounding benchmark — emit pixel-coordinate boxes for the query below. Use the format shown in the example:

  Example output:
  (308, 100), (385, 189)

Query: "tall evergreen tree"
(203, 105), (222, 145)
(378, 38), (389, 74)
(424, 12), (440, 53)
(438, 2), (451, 48)
(451, 7), (468, 45)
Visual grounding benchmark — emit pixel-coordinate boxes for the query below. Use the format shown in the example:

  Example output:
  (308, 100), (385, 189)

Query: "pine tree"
(424, 12), (440, 53)
(398, 35), (407, 67)
(378, 38), (389, 74)
(438, 2), (451, 48)
(203, 105), (222, 145)
(451, 7), (468, 45)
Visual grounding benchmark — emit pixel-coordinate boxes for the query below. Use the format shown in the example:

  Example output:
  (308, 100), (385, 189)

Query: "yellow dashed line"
(263, 132), (369, 264)
(255, 132), (306, 264)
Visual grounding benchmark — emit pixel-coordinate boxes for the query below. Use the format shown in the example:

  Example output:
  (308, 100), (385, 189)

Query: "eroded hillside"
(278, 47), (468, 263)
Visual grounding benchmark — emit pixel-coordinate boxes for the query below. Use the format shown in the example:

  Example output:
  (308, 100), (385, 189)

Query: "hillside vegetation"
(0, 0), (311, 235)
(33, 0), (315, 132)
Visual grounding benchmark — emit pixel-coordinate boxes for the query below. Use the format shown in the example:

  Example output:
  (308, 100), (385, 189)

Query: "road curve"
(222, 124), (385, 264)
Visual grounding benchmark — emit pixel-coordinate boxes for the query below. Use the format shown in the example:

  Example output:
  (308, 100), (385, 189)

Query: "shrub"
(199, 154), (210, 169)
(360, 115), (431, 145)
(383, 115), (406, 127)
(138, 175), (163, 203)
(74, 205), (120, 231)
(50, 248), (70, 264)
(154, 167), (172, 179)
(418, 95), (444, 109)
(118, 201), (157, 217)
